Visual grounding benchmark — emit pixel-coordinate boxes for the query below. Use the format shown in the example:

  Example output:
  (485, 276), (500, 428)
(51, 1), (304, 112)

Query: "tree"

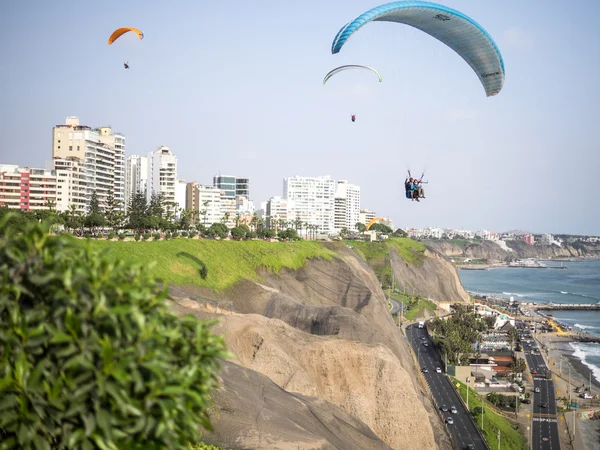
(127, 192), (149, 234)
(230, 226), (247, 240)
(85, 190), (106, 234)
(483, 315), (497, 330)
(0, 214), (228, 449)
(105, 192), (124, 232)
(356, 222), (366, 233)
(393, 228), (408, 238)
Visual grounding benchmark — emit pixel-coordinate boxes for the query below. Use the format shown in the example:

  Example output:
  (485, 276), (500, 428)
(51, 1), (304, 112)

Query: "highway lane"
(389, 297), (401, 315)
(407, 324), (487, 450)
(526, 350), (561, 450)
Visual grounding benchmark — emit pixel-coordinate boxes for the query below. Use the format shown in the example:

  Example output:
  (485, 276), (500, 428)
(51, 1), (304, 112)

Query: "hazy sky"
(1, 1), (598, 235)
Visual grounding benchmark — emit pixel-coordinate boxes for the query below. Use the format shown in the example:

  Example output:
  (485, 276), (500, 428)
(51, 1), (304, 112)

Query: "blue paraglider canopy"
(331, 1), (505, 97)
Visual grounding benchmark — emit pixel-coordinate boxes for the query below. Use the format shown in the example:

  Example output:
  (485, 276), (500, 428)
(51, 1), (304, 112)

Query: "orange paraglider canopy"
(108, 27), (144, 45)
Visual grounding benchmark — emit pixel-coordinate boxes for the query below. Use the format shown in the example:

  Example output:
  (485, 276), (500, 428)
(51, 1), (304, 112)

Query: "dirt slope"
(167, 243), (461, 449)
(391, 248), (470, 302)
(203, 359), (393, 450)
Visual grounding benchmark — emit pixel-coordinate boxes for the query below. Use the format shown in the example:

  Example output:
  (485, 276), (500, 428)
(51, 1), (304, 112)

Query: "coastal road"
(407, 324), (488, 450)
(526, 351), (561, 450)
(389, 297), (401, 315)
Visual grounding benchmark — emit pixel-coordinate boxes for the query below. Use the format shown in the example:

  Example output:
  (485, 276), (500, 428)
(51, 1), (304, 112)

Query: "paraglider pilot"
(351, 114), (356, 122)
(124, 61), (129, 69)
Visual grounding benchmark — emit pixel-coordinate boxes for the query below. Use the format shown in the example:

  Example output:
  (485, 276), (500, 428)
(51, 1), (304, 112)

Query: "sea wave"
(561, 291), (568, 294)
(575, 324), (599, 330)
(569, 342), (600, 384)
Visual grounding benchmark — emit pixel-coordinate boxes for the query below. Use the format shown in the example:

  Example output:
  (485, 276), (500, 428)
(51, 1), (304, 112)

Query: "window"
(77, 146), (80, 151)
(69, 146), (73, 152)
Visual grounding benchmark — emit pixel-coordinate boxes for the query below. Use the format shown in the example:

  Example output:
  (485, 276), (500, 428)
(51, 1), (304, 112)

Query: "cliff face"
(168, 241), (462, 450)
(391, 248), (470, 302)
(424, 239), (600, 263)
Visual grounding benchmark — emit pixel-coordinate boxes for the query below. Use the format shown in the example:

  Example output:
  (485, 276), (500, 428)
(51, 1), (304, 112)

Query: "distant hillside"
(423, 239), (600, 263)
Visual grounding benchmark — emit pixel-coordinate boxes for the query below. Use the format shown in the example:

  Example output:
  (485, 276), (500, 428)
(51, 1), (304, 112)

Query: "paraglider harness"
(405, 170), (427, 200)
(124, 61), (130, 69)
(351, 114), (356, 122)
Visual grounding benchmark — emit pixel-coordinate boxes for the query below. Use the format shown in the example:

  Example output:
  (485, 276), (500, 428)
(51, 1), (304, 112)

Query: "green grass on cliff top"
(86, 239), (335, 292)
(350, 238), (426, 266)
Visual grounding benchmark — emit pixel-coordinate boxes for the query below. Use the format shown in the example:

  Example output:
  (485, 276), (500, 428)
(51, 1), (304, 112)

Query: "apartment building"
(283, 175), (335, 237)
(0, 164), (57, 212)
(186, 182), (222, 226)
(266, 196), (296, 226)
(51, 116), (125, 211)
(147, 146), (177, 205)
(333, 180), (360, 233)
(359, 209), (377, 225)
(213, 175), (250, 199)
(124, 155), (148, 208)
(52, 158), (87, 213)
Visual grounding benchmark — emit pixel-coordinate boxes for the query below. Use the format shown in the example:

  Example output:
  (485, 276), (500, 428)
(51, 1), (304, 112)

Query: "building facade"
(186, 182), (222, 226)
(147, 146), (177, 206)
(266, 196), (296, 228)
(333, 180), (360, 233)
(0, 165), (57, 212)
(213, 175), (250, 199)
(51, 116), (125, 211)
(359, 209), (377, 226)
(124, 155), (148, 208)
(52, 158), (87, 213)
(283, 175), (335, 237)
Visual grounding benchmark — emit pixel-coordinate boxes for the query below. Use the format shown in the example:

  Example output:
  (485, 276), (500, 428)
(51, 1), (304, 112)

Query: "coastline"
(538, 334), (600, 392)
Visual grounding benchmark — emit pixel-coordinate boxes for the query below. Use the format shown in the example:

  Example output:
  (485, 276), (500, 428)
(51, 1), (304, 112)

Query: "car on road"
(450, 406), (457, 414)
(534, 387), (540, 393)
(422, 367), (428, 373)
(423, 343), (429, 347)
(441, 405), (448, 412)
(531, 369), (537, 375)
(541, 402), (548, 408)
(465, 444), (475, 450)
(436, 367), (442, 373)
(446, 417), (454, 425)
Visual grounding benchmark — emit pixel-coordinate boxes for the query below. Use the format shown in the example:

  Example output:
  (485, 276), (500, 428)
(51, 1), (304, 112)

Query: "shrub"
(189, 231), (197, 239)
(107, 232), (116, 240)
(118, 233), (125, 241)
(172, 231), (180, 239)
(134, 234), (141, 241)
(181, 232), (188, 238)
(0, 215), (228, 450)
(200, 264), (208, 280)
(165, 232), (172, 240)
(153, 232), (161, 241)
(142, 233), (151, 241)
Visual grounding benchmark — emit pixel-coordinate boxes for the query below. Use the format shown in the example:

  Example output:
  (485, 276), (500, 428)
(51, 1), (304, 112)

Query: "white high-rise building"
(51, 158), (87, 213)
(334, 180), (360, 234)
(147, 146), (177, 205)
(186, 182), (222, 227)
(124, 155), (148, 208)
(283, 175), (335, 237)
(175, 179), (187, 213)
(51, 116), (125, 211)
(266, 196), (296, 226)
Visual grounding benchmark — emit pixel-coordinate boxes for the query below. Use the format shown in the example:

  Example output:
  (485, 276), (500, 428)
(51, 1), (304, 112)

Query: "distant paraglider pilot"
(351, 114), (356, 122)
(124, 61), (130, 69)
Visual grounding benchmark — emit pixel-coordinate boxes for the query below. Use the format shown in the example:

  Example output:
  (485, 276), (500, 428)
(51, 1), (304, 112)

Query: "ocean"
(459, 259), (600, 383)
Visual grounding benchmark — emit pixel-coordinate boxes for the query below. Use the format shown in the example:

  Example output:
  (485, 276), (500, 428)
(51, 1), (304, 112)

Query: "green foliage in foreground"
(454, 380), (527, 450)
(0, 216), (228, 449)
(87, 239), (335, 292)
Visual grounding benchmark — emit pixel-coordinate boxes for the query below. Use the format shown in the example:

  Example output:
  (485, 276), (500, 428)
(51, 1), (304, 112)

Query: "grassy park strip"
(453, 380), (527, 450)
